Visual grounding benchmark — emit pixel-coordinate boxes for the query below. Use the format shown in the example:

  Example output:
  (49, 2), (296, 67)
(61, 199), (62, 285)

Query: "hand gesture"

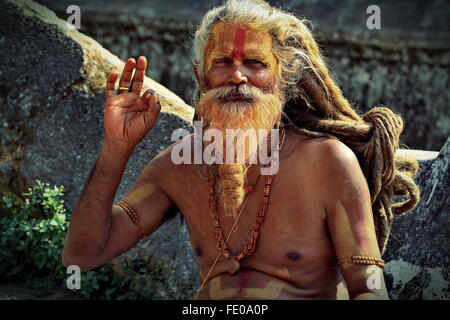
(103, 56), (161, 151)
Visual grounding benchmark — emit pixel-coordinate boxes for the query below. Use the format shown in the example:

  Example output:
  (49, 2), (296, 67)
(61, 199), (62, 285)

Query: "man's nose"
(229, 69), (248, 85)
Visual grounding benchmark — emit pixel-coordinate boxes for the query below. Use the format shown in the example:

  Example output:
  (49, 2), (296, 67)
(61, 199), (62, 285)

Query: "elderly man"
(62, 0), (419, 300)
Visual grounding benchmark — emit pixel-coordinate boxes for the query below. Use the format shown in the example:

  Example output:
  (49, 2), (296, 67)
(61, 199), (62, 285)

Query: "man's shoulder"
(290, 130), (355, 159)
(288, 131), (361, 179)
(287, 132), (369, 210)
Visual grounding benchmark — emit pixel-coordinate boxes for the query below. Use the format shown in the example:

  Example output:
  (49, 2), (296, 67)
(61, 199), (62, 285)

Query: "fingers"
(141, 89), (161, 127)
(130, 56), (147, 94)
(118, 58), (136, 92)
(105, 72), (118, 98)
(106, 56), (147, 102)
(141, 89), (161, 113)
(107, 94), (137, 108)
(141, 88), (155, 105)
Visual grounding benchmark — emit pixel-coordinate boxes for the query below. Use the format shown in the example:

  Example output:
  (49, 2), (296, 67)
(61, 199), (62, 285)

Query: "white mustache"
(208, 84), (268, 102)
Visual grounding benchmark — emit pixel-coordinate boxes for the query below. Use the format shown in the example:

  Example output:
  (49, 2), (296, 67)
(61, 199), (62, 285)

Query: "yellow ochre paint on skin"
(209, 277), (238, 299)
(129, 183), (156, 203)
(334, 199), (382, 264)
(203, 22), (279, 77)
(278, 268), (290, 278)
(243, 281), (284, 299)
(209, 276), (284, 299)
(335, 199), (352, 241)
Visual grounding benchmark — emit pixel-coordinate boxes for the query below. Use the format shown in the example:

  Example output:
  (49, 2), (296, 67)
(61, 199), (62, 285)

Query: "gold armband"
(115, 200), (146, 239)
(338, 255), (385, 269)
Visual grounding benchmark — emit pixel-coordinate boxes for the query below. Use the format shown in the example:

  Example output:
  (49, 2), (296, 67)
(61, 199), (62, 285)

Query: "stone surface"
(36, 0), (450, 151)
(0, 0), (197, 299)
(384, 137), (450, 300)
(1, 0), (449, 300)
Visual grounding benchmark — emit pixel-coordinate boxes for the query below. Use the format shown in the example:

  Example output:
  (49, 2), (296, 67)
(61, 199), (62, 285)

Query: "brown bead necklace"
(207, 127), (286, 275)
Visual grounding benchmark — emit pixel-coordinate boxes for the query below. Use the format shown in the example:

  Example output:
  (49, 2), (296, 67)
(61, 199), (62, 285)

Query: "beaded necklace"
(206, 127), (286, 275)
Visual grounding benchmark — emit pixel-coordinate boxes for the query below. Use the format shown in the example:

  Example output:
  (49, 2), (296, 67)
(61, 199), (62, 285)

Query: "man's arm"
(62, 142), (133, 270)
(62, 143), (175, 271)
(62, 56), (166, 270)
(319, 139), (390, 300)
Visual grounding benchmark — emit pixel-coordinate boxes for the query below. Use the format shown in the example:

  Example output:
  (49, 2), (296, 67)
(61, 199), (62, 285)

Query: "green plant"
(75, 257), (179, 300)
(0, 180), (69, 293)
(0, 180), (185, 299)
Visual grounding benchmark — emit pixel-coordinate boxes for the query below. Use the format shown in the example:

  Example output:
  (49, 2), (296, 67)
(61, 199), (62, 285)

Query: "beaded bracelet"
(115, 200), (146, 239)
(338, 255), (385, 269)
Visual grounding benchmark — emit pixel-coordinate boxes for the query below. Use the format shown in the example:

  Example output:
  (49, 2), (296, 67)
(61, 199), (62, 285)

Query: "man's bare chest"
(166, 166), (337, 289)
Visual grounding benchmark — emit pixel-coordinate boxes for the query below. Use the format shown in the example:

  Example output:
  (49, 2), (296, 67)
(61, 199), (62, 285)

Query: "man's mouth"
(230, 93), (244, 100)
(223, 93), (252, 102)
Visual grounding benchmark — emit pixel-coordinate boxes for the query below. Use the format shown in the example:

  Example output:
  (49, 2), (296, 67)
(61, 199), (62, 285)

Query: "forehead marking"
(231, 24), (247, 60)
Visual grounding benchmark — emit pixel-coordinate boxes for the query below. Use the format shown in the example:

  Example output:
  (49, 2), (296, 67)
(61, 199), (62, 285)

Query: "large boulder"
(384, 138), (450, 300)
(0, 0), (197, 299)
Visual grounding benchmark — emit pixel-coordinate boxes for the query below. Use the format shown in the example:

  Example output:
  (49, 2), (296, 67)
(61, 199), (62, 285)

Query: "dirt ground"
(0, 279), (82, 300)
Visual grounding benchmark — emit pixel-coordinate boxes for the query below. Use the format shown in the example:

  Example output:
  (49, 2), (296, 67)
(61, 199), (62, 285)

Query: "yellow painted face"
(203, 22), (279, 89)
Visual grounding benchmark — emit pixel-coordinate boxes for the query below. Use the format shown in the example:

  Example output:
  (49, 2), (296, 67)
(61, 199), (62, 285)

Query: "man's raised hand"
(103, 56), (161, 152)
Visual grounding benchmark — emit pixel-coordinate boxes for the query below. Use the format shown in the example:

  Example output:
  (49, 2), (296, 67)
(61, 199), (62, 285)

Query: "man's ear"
(193, 61), (207, 93)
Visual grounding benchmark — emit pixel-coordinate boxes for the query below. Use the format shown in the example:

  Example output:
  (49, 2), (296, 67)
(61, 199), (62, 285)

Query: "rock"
(0, 0), (197, 299)
(0, 162), (17, 188)
(35, 0), (450, 151)
(384, 137), (450, 299)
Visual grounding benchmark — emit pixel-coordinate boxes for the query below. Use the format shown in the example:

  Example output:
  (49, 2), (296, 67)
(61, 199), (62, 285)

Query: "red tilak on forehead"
(231, 24), (247, 60)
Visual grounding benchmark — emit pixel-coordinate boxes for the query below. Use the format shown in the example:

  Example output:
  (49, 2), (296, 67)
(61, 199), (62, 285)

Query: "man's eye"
(215, 58), (232, 64)
(244, 59), (265, 66)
